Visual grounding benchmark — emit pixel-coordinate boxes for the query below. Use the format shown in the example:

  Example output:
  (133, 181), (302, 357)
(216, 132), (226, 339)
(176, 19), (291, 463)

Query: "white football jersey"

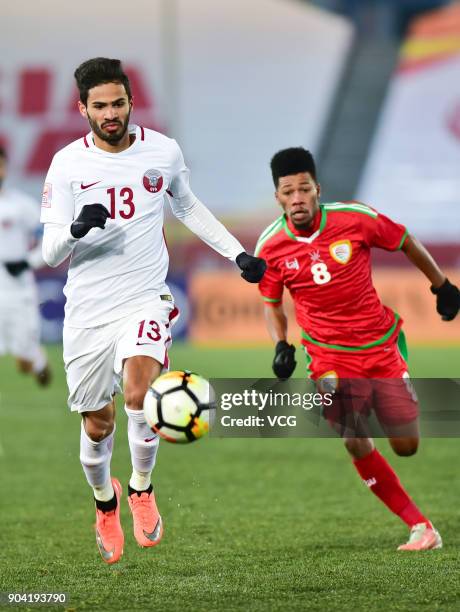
(0, 187), (40, 298)
(41, 125), (243, 327)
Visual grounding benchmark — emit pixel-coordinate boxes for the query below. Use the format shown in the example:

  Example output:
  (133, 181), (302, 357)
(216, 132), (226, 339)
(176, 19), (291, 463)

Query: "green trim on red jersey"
(397, 330), (409, 362)
(324, 202), (377, 218)
(303, 345), (313, 378)
(397, 229), (409, 250)
(254, 216), (284, 256)
(301, 313), (401, 351)
(263, 296), (281, 303)
(282, 206), (328, 243)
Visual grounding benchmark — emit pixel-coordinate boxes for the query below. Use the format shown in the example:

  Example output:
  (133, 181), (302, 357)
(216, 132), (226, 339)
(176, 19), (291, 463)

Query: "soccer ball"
(143, 370), (215, 443)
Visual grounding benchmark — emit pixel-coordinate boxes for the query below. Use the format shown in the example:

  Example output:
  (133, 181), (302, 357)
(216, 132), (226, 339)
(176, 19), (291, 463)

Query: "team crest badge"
(143, 169), (164, 193)
(329, 240), (352, 264)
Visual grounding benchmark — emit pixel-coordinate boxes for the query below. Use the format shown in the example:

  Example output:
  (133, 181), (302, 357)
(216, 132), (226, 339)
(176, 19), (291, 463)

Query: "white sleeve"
(42, 223), (78, 268)
(19, 193), (44, 267)
(28, 240), (45, 269)
(168, 141), (244, 261)
(21, 192), (41, 233)
(40, 152), (75, 225)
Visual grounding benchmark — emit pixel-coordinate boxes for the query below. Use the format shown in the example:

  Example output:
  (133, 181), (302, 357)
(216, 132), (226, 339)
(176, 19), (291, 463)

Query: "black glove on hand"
(272, 340), (297, 379)
(70, 204), (110, 239)
(431, 278), (460, 321)
(236, 251), (267, 283)
(4, 260), (30, 277)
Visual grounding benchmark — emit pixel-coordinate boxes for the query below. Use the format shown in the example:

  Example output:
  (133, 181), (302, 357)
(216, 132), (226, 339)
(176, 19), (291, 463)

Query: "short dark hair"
(74, 57), (132, 106)
(0, 145), (7, 160)
(270, 147), (317, 187)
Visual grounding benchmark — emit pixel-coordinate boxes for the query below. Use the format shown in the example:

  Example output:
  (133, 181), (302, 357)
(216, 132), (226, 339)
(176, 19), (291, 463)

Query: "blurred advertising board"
(357, 3), (460, 242)
(189, 269), (460, 345)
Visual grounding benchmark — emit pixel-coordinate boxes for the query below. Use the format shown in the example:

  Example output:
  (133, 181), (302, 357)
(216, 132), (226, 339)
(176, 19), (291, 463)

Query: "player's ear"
(78, 100), (87, 118)
(129, 97), (134, 112)
(316, 183), (321, 198)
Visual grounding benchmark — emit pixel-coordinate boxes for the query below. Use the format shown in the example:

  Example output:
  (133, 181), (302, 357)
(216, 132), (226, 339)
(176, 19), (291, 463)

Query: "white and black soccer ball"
(143, 370), (216, 443)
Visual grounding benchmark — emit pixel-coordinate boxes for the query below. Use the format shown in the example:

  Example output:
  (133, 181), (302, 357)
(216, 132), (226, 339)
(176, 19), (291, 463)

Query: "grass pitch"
(0, 344), (459, 611)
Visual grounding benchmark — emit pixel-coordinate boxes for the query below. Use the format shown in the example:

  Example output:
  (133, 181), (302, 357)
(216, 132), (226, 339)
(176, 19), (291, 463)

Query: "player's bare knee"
(82, 406), (115, 442)
(344, 437), (374, 459)
(84, 419), (114, 442)
(124, 387), (147, 411)
(390, 437), (419, 457)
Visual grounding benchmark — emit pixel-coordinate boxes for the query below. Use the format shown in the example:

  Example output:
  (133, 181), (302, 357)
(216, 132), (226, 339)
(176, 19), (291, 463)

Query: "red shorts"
(301, 331), (418, 430)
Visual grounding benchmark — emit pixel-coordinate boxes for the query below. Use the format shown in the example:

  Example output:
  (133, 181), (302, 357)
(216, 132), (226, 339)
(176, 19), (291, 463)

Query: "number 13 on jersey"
(107, 187), (135, 219)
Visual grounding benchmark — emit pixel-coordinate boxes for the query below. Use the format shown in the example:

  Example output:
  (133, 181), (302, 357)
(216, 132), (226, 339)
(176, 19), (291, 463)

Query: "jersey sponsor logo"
(364, 477), (377, 488)
(285, 258), (299, 270)
(329, 240), (352, 264)
(143, 169), (164, 193)
(309, 250), (323, 263)
(41, 182), (52, 207)
(81, 181), (101, 190)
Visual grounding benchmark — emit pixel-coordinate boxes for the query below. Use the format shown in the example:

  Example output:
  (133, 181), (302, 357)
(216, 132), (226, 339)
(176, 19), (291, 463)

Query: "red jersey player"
(256, 147), (460, 551)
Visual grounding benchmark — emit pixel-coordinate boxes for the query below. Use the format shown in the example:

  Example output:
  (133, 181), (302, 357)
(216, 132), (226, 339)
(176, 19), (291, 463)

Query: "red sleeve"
(258, 245), (284, 306)
(360, 210), (408, 251)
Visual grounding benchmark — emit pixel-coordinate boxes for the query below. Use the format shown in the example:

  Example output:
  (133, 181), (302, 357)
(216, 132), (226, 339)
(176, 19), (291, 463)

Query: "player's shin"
(79, 422), (115, 502)
(124, 406), (159, 491)
(352, 448), (430, 528)
(30, 346), (47, 375)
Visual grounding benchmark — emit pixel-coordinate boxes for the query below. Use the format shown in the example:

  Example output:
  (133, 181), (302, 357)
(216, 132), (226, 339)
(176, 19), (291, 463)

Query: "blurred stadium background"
(1, 0), (459, 348)
(2, 2), (460, 610)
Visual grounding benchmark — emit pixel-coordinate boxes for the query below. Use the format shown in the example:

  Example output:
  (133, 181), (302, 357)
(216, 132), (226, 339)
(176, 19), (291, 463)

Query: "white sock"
(79, 422), (115, 502)
(125, 406), (159, 491)
(31, 346), (47, 374)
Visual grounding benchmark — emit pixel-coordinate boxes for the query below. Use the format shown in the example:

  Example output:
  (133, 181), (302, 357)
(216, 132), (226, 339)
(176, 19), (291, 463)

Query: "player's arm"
(167, 141), (265, 283)
(3, 195), (41, 277)
(402, 234), (460, 321)
(363, 209), (460, 322)
(264, 303), (297, 379)
(42, 206), (110, 268)
(40, 153), (109, 267)
(257, 245), (296, 379)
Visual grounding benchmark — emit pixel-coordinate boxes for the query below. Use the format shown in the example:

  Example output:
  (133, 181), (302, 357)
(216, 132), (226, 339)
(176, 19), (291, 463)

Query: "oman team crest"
(329, 240), (352, 264)
(143, 169), (164, 193)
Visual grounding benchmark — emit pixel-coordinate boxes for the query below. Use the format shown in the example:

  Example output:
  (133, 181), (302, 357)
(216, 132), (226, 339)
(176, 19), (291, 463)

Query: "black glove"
(70, 204), (110, 239)
(4, 260), (30, 277)
(272, 340), (296, 379)
(431, 278), (460, 321)
(236, 251), (267, 283)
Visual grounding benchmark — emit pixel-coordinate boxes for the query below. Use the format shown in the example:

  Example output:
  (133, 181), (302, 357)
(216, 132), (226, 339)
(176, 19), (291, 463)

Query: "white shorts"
(0, 294), (42, 361)
(63, 297), (179, 413)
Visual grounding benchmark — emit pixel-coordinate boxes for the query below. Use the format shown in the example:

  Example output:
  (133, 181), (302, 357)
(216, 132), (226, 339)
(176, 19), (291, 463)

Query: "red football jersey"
(256, 202), (408, 349)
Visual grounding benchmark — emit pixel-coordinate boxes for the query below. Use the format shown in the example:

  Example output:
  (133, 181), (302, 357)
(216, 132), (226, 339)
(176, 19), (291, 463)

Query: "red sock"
(352, 448), (430, 528)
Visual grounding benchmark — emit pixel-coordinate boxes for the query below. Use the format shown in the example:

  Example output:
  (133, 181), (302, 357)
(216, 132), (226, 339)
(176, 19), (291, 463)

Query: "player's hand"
(70, 204), (110, 239)
(236, 251), (267, 283)
(4, 260), (30, 277)
(272, 340), (296, 379)
(431, 278), (460, 321)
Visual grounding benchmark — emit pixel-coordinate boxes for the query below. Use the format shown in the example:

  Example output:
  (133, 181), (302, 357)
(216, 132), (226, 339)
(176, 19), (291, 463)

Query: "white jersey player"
(0, 147), (51, 385)
(40, 57), (266, 564)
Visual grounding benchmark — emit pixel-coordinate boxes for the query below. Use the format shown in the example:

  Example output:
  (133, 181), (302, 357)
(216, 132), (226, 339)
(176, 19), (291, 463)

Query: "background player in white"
(40, 57), (266, 564)
(0, 146), (51, 386)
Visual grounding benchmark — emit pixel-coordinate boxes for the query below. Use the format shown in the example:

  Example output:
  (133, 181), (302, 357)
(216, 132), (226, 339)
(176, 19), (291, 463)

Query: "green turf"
(0, 344), (459, 612)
